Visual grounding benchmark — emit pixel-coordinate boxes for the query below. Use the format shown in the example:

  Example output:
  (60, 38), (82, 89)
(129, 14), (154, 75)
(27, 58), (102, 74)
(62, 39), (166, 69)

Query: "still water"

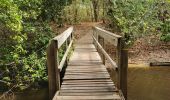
(14, 88), (49, 100)
(128, 65), (170, 100)
(1, 65), (170, 100)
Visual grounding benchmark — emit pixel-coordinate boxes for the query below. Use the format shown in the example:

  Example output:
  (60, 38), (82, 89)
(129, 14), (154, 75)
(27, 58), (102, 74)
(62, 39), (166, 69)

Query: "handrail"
(93, 26), (121, 46)
(58, 40), (73, 70)
(47, 26), (74, 100)
(53, 26), (73, 48)
(94, 26), (122, 38)
(92, 26), (128, 99)
(92, 35), (118, 70)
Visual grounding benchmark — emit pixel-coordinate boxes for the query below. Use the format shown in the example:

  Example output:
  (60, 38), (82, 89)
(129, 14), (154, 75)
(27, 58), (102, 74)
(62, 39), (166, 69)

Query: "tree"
(91, 0), (99, 22)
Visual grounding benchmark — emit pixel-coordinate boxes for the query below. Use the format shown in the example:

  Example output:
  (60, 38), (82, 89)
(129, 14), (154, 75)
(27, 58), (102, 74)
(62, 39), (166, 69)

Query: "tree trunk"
(90, 3), (94, 22)
(102, 0), (105, 23)
(73, 0), (78, 24)
(92, 0), (99, 22)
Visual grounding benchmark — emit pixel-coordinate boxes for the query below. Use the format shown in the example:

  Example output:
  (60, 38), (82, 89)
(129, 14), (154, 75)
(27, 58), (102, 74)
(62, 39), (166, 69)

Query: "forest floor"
(59, 22), (170, 65)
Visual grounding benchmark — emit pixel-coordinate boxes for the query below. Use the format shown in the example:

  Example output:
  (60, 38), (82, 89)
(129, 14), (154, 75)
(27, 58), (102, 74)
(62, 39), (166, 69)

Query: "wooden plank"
(53, 26), (73, 48)
(66, 68), (107, 71)
(63, 76), (110, 80)
(67, 64), (105, 67)
(68, 61), (102, 64)
(66, 67), (105, 69)
(64, 73), (110, 77)
(65, 71), (108, 75)
(64, 71), (108, 74)
(62, 79), (113, 83)
(60, 89), (118, 93)
(62, 81), (114, 85)
(65, 73), (109, 77)
(66, 65), (105, 69)
(62, 81), (113, 84)
(61, 83), (115, 86)
(56, 95), (121, 100)
(62, 83), (114, 86)
(64, 76), (110, 79)
(62, 83), (115, 87)
(65, 74), (109, 76)
(65, 68), (107, 71)
(59, 92), (118, 96)
(65, 69), (108, 72)
(60, 87), (115, 90)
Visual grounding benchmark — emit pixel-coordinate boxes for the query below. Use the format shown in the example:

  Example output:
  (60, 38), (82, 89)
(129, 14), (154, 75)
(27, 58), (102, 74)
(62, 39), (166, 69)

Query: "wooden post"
(117, 38), (128, 100)
(47, 40), (60, 100)
(55, 42), (60, 92)
(121, 48), (128, 99)
(93, 28), (97, 49)
(98, 36), (105, 65)
(65, 38), (68, 65)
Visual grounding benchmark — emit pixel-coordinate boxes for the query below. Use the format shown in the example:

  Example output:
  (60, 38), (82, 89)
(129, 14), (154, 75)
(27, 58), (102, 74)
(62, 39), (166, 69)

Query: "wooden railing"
(92, 26), (128, 99)
(47, 26), (74, 100)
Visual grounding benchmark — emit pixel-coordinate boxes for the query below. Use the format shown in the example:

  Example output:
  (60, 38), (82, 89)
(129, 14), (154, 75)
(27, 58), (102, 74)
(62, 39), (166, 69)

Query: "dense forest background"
(0, 0), (170, 92)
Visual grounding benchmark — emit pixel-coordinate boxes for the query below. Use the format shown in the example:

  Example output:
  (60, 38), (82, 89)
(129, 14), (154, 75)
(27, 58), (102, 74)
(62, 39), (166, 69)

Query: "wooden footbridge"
(47, 26), (128, 100)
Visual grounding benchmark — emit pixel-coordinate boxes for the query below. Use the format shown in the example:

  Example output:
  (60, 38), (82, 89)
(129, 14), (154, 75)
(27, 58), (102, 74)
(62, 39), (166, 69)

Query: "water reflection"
(14, 88), (48, 100)
(128, 65), (170, 100)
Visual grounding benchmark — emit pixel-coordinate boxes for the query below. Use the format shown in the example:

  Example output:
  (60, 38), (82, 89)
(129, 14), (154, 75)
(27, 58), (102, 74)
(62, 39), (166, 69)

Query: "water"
(0, 88), (49, 100)
(1, 65), (170, 100)
(14, 88), (49, 100)
(128, 65), (170, 100)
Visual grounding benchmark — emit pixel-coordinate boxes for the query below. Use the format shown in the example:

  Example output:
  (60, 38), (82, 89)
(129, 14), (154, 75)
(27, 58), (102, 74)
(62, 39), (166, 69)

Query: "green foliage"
(0, 0), (22, 32)
(106, 0), (170, 45)
(14, 0), (43, 20)
(0, 22), (54, 90)
(0, 0), (56, 90)
(63, 0), (105, 24)
(63, 0), (82, 24)
(23, 22), (54, 53)
(41, 0), (70, 26)
(160, 19), (170, 42)
(158, 1), (170, 42)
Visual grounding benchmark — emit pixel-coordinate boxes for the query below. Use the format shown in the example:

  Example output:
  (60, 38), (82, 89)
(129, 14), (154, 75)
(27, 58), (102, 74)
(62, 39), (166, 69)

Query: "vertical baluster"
(98, 36), (105, 65)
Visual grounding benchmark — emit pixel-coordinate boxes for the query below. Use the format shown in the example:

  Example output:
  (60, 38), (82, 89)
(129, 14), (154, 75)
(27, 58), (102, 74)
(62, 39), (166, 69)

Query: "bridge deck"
(54, 34), (123, 100)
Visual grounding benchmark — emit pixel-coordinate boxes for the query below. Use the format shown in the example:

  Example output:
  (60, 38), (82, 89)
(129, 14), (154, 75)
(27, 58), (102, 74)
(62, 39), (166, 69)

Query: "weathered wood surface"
(53, 33), (124, 100)
(53, 26), (73, 48)
(47, 40), (60, 100)
(47, 27), (73, 100)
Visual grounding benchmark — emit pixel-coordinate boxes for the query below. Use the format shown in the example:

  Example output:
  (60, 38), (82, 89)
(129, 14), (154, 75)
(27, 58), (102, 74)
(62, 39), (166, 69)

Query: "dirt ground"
(128, 36), (170, 64)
